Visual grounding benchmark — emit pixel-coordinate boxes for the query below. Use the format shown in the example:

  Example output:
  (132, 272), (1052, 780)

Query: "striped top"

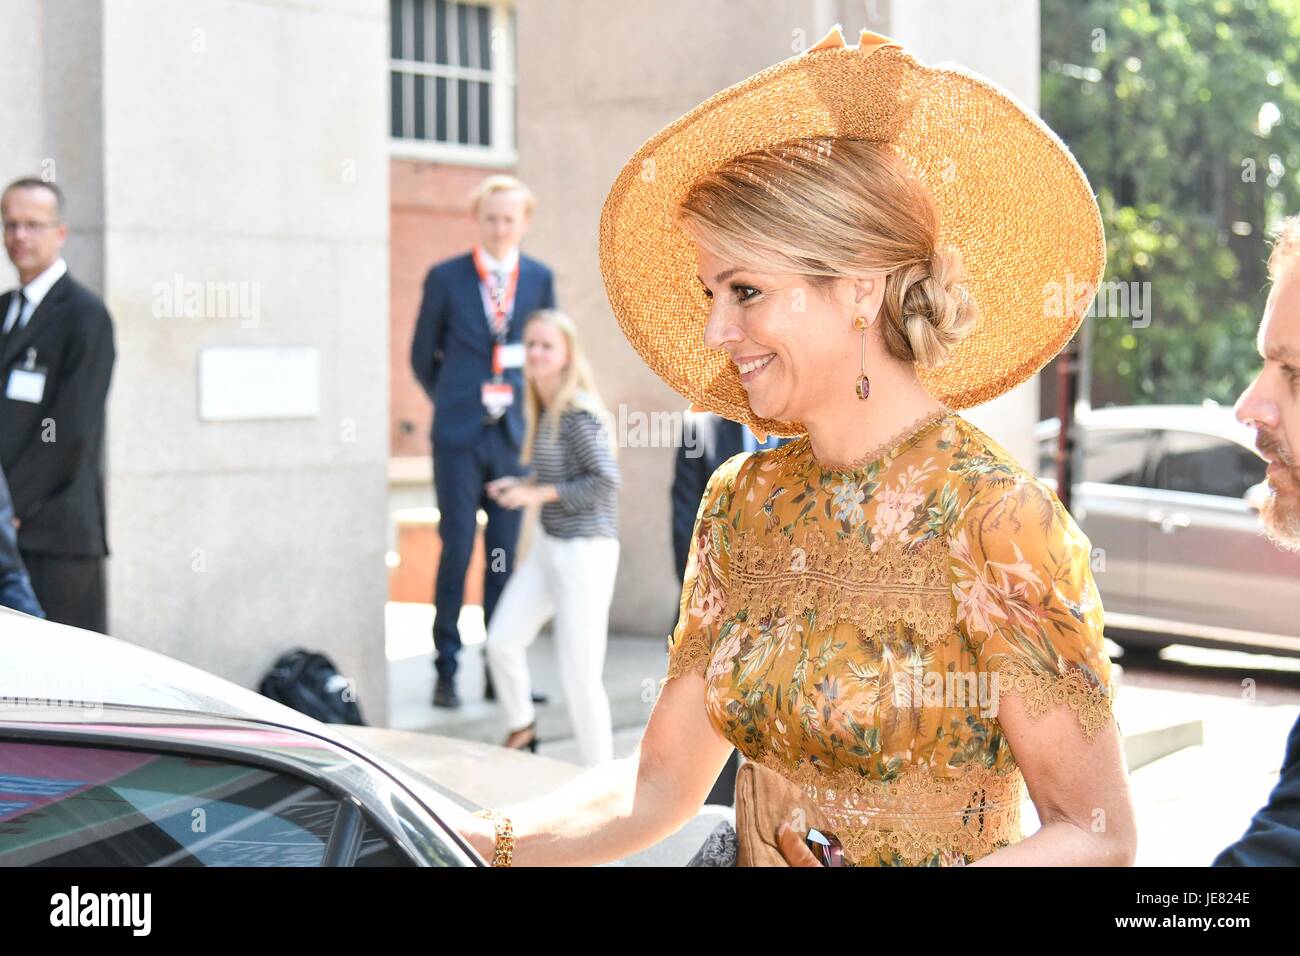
(527, 404), (620, 539)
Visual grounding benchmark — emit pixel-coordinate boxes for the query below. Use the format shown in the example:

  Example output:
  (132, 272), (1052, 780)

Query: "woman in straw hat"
(461, 26), (1135, 867)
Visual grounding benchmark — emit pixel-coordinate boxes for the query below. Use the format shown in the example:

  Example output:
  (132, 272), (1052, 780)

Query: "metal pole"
(1056, 334), (1080, 512)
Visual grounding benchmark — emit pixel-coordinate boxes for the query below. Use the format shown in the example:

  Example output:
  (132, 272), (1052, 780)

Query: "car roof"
(1, 607), (340, 735)
(1036, 403), (1256, 447)
(0, 608), (484, 854)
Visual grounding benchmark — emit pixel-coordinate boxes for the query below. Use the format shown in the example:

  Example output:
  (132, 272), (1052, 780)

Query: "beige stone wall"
(0, 0), (106, 293)
(101, 0), (394, 720)
(0, 0), (396, 721)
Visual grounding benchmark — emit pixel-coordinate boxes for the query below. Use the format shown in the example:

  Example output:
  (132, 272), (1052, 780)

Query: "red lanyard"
(472, 245), (520, 377)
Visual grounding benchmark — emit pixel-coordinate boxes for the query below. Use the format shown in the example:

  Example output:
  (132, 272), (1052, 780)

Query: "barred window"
(389, 0), (516, 164)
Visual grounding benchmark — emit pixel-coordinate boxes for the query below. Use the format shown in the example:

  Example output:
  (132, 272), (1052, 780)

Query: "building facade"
(0, 0), (392, 720)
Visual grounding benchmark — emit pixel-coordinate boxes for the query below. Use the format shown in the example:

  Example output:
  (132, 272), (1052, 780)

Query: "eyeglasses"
(2, 220), (60, 236)
(804, 827), (845, 867)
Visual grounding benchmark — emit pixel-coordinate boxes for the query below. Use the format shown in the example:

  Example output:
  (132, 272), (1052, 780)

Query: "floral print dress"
(664, 409), (1115, 866)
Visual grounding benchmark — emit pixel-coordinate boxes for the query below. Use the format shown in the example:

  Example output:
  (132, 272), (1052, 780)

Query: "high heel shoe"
(503, 721), (539, 754)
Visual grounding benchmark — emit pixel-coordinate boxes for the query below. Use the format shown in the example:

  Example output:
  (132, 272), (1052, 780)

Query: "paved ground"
(385, 602), (662, 745)
(1114, 645), (1300, 864)
(382, 602), (1298, 866)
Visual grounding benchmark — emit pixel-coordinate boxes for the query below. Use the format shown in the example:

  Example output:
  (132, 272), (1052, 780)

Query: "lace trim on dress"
(804, 406), (951, 474)
(987, 655), (1115, 740)
(727, 526), (953, 644)
(662, 628), (714, 686)
(751, 749), (1024, 866)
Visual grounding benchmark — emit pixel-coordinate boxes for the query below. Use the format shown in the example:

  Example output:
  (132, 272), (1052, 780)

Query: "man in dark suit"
(671, 408), (789, 805)
(1214, 215), (1300, 865)
(0, 178), (115, 633)
(411, 175), (556, 709)
(0, 462), (42, 617)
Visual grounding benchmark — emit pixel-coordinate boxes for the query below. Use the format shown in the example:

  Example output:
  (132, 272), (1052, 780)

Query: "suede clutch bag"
(734, 758), (830, 866)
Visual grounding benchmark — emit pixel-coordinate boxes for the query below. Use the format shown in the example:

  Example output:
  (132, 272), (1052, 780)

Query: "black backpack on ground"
(258, 649), (367, 725)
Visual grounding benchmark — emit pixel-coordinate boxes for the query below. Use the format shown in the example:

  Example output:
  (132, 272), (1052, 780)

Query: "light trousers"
(484, 526), (619, 767)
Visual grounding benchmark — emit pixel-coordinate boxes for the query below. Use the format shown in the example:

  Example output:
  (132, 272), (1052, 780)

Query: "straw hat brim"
(598, 27), (1105, 439)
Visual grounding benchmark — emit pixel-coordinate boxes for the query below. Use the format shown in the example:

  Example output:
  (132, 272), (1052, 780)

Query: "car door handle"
(1147, 510), (1191, 533)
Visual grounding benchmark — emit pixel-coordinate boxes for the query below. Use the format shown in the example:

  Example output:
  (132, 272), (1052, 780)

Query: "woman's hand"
(776, 821), (824, 867)
(485, 476), (532, 509)
(496, 483), (539, 509)
(487, 477), (555, 510)
(485, 476), (522, 498)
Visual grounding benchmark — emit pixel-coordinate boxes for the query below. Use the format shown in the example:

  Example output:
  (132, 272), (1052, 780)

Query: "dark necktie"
(1, 289), (26, 351)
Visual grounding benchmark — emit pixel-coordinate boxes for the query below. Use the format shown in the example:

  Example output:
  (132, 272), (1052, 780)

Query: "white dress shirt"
(3, 257), (68, 335)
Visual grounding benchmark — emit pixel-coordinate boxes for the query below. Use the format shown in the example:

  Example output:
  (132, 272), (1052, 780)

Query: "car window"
(1039, 428), (1154, 486)
(1152, 430), (1266, 499)
(356, 815), (415, 866)
(1084, 429), (1155, 485)
(0, 740), (401, 866)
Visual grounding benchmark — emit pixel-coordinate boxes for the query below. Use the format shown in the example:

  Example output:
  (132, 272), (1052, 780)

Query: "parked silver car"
(0, 608), (501, 866)
(1036, 404), (1300, 659)
(0, 608), (725, 867)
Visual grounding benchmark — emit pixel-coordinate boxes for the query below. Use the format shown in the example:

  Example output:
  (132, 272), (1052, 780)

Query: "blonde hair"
(1268, 214), (1300, 281)
(674, 136), (977, 368)
(469, 174), (536, 218)
(520, 309), (618, 464)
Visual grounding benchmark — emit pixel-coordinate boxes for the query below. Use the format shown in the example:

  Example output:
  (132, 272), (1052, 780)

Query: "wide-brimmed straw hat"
(598, 26), (1105, 439)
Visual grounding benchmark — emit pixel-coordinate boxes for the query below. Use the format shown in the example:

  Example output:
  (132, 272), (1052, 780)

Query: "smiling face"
(1235, 264), (1300, 550)
(524, 316), (570, 385)
(678, 140), (970, 430)
(696, 243), (876, 425)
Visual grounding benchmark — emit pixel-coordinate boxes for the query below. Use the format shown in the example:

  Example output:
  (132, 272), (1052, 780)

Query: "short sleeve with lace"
(662, 453), (748, 688)
(950, 475), (1115, 740)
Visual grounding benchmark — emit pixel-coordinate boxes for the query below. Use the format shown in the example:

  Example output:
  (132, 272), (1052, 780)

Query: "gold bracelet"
(471, 808), (515, 866)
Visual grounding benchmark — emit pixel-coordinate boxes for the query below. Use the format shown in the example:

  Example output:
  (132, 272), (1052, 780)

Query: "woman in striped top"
(484, 309), (621, 766)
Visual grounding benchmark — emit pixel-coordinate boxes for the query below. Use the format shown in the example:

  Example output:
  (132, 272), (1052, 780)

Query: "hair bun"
(886, 244), (978, 369)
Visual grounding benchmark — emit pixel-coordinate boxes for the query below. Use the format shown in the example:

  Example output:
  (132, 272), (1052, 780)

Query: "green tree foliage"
(1041, 0), (1300, 405)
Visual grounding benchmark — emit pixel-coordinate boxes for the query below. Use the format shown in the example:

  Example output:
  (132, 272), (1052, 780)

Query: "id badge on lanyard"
(5, 347), (47, 404)
(473, 247), (521, 417)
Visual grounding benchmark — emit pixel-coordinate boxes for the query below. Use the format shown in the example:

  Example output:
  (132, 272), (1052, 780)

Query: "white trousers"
(484, 527), (619, 767)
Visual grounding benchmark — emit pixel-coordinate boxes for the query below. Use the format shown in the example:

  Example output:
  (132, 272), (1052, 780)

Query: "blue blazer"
(410, 251), (556, 450)
(0, 463), (43, 617)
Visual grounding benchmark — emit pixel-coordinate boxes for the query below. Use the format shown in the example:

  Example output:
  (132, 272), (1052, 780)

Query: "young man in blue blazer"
(411, 175), (556, 709)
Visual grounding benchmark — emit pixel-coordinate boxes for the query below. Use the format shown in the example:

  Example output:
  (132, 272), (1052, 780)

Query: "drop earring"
(854, 316), (870, 400)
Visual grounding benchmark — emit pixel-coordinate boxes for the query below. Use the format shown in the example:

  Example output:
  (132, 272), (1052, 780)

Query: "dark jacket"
(1213, 713), (1300, 865)
(0, 271), (115, 557)
(0, 463), (42, 616)
(409, 251), (555, 451)
(671, 411), (790, 582)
